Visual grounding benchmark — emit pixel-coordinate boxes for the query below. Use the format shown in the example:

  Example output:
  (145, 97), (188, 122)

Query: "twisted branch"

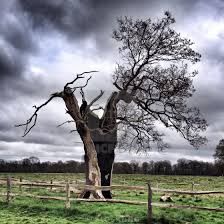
(15, 92), (62, 136)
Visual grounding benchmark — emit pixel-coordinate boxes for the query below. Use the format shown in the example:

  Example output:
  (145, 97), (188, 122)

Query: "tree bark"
(62, 88), (104, 199)
(64, 90), (123, 199)
(82, 92), (119, 198)
(98, 92), (118, 198)
(96, 139), (116, 199)
(84, 116), (116, 198)
(82, 142), (115, 199)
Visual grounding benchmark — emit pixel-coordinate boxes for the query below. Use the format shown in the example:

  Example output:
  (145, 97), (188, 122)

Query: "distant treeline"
(0, 157), (223, 176)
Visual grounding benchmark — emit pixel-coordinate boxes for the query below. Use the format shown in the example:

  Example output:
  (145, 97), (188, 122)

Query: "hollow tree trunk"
(84, 113), (117, 198)
(98, 92), (118, 198)
(82, 139), (116, 199)
(62, 87), (104, 199)
(82, 142), (115, 199)
(95, 90), (133, 197)
(96, 141), (116, 198)
(73, 89), (128, 198)
(81, 92), (119, 198)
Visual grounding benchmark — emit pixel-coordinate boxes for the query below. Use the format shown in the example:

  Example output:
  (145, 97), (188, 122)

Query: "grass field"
(0, 173), (223, 224)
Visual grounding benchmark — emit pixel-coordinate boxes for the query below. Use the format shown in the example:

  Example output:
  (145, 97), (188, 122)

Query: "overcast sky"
(0, 0), (224, 164)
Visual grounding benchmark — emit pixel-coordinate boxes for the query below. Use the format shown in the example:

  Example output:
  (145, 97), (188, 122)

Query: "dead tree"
(16, 72), (105, 199)
(16, 12), (207, 199)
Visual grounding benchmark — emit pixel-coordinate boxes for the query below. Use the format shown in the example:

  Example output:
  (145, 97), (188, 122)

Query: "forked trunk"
(63, 88), (104, 199)
(79, 130), (104, 199)
(84, 92), (118, 198)
(82, 140), (116, 199)
(83, 112), (117, 198)
(96, 142), (115, 198)
(63, 89), (120, 199)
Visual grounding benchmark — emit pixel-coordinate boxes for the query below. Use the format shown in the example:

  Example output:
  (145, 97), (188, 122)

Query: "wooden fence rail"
(1, 177), (224, 224)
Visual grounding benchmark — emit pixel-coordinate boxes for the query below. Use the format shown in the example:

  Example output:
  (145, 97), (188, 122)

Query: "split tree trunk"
(84, 112), (117, 198)
(96, 141), (116, 198)
(62, 87), (104, 199)
(63, 89), (126, 199)
(84, 92), (119, 198)
(82, 142), (115, 199)
(98, 92), (119, 198)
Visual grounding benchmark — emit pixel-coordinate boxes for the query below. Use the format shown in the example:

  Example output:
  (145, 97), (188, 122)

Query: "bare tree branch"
(64, 71), (98, 89)
(15, 92), (62, 136)
(86, 90), (104, 112)
(111, 12), (207, 149)
(80, 88), (86, 101)
(71, 76), (92, 93)
(57, 120), (75, 127)
(16, 71), (98, 138)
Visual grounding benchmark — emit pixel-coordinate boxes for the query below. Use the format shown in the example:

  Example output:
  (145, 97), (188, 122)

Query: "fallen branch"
(152, 203), (224, 212)
(153, 188), (224, 195)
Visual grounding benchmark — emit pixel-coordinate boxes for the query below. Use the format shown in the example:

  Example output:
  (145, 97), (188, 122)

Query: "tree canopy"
(113, 12), (207, 151)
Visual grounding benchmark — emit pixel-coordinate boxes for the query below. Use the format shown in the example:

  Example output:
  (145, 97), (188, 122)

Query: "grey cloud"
(116, 148), (214, 164)
(0, 0), (37, 85)
(17, 0), (216, 67)
(18, 0), (202, 54)
(0, 0), (223, 162)
(0, 16), (35, 53)
(204, 43), (224, 64)
(18, 0), (200, 37)
(0, 47), (23, 81)
(18, 0), (101, 38)
(0, 141), (83, 161)
(192, 84), (224, 120)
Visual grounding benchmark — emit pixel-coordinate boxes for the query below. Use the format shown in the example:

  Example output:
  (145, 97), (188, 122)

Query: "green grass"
(0, 173), (223, 223)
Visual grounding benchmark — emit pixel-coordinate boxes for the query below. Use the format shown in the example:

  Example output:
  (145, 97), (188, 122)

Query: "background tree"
(214, 139), (224, 176)
(214, 139), (224, 162)
(16, 12), (207, 199)
(0, 158), (218, 176)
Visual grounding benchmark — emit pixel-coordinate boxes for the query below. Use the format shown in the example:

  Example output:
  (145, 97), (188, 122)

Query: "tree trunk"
(82, 140), (116, 199)
(82, 143), (115, 199)
(85, 112), (117, 198)
(67, 90), (120, 199)
(62, 88), (104, 199)
(98, 92), (118, 198)
(82, 92), (119, 198)
(95, 139), (116, 198)
(65, 89), (128, 198)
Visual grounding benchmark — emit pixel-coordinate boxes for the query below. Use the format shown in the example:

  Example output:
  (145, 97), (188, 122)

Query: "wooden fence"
(0, 177), (224, 224)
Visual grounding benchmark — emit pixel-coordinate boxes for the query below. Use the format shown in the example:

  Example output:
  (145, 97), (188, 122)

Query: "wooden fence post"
(19, 177), (22, 192)
(65, 181), (71, 209)
(147, 182), (152, 224)
(6, 176), (11, 204)
(191, 182), (194, 192)
(50, 180), (53, 191)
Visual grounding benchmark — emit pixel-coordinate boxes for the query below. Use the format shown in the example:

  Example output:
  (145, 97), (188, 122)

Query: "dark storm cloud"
(18, 0), (104, 39)
(17, 0), (207, 62)
(0, 0), (36, 84)
(0, 0), (223, 162)
(0, 48), (23, 80)
(18, 0), (200, 45)
(1, 16), (34, 52)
